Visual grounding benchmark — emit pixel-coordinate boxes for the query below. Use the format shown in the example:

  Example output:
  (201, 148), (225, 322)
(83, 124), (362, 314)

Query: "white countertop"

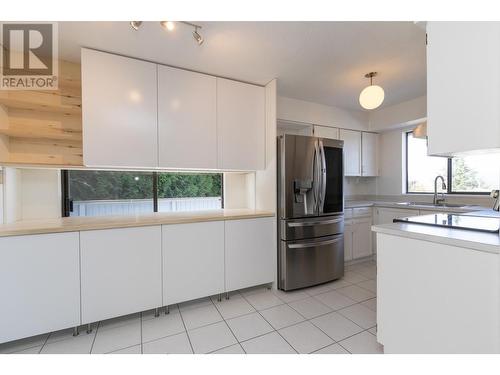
(345, 199), (486, 213)
(372, 221), (500, 254)
(0, 209), (275, 237)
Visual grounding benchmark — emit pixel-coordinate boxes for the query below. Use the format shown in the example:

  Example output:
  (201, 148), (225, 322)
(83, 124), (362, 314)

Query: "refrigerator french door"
(278, 134), (344, 291)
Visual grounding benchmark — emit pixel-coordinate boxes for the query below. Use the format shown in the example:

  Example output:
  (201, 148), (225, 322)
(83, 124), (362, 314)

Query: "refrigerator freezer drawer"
(280, 215), (344, 241)
(279, 234), (344, 291)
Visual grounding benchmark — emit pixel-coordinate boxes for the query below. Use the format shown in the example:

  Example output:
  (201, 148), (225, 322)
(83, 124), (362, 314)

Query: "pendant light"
(359, 72), (385, 110)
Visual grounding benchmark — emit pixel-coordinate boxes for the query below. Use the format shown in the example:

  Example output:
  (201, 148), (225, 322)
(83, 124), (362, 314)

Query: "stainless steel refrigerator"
(278, 134), (344, 291)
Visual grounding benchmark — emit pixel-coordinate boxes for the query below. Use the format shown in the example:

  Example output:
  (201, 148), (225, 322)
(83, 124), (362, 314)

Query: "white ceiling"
(59, 21), (426, 111)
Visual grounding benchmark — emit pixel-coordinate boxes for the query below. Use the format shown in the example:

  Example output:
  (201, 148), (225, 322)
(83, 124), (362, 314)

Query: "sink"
(396, 202), (468, 209)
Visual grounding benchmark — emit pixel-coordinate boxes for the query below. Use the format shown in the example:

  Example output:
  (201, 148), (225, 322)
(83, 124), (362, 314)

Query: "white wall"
(2, 168), (61, 222)
(376, 130), (406, 195)
(256, 80), (277, 211)
(369, 96), (426, 132)
(20, 169), (61, 220)
(223, 173), (256, 209)
(3, 167), (22, 223)
(277, 96), (369, 131)
(345, 177), (377, 196)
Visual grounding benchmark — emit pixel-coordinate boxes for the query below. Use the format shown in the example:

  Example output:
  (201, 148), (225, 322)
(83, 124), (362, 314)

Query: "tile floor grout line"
(89, 322), (100, 354)
(336, 340), (352, 354)
(335, 326), (378, 354)
(140, 311), (143, 354)
(38, 334), (50, 354)
(307, 313), (365, 343)
(178, 304), (195, 354)
(286, 298), (333, 320)
(239, 292), (299, 354)
(207, 342), (243, 354)
(335, 304), (377, 330)
(210, 294), (244, 353)
(309, 295), (359, 314)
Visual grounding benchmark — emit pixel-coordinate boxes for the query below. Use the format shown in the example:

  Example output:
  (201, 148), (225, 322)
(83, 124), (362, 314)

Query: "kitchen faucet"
(433, 175), (447, 205)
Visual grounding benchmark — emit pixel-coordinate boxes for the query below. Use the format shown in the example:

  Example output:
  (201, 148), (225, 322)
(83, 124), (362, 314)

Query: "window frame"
(61, 170), (224, 217)
(405, 131), (490, 195)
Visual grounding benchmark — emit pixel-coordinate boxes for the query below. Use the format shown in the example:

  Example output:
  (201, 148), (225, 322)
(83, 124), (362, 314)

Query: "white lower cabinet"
(1, 216), (276, 343)
(374, 207), (419, 225)
(352, 218), (372, 259)
(162, 222), (224, 305)
(225, 218), (274, 291)
(344, 219), (354, 261)
(0, 233), (80, 343)
(80, 226), (163, 324)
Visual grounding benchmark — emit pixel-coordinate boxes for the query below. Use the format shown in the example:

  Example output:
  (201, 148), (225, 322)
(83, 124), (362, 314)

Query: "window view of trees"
(157, 173), (222, 198)
(406, 132), (447, 193)
(65, 170), (223, 217)
(406, 131), (500, 194)
(68, 171), (154, 200)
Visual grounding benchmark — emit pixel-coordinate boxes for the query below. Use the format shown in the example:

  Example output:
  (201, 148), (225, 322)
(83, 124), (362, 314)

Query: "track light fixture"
(193, 26), (204, 45)
(160, 21), (175, 31)
(130, 21), (142, 31)
(129, 21), (204, 46)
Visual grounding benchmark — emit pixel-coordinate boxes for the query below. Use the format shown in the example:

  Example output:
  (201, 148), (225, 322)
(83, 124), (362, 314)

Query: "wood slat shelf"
(0, 60), (84, 166)
(0, 126), (82, 141)
(0, 91), (81, 115)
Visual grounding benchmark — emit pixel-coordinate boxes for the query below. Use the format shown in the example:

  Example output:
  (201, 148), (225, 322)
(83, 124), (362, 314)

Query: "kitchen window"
(61, 170), (223, 217)
(406, 131), (500, 194)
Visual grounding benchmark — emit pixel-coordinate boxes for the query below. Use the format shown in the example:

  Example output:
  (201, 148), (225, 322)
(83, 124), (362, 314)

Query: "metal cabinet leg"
(165, 306), (170, 315)
(86, 324), (92, 334)
(217, 293), (222, 302)
(73, 327), (79, 337)
(225, 292), (230, 300)
(154, 308), (160, 317)
(267, 285), (272, 290)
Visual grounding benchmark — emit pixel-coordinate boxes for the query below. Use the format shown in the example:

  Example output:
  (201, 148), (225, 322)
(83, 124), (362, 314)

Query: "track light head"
(193, 27), (204, 45)
(130, 21), (142, 31)
(160, 21), (176, 31)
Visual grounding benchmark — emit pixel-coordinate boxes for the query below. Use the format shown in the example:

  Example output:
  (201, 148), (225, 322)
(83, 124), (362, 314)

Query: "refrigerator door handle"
(287, 218), (343, 227)
(313, 140), (320, 213)
(288, 236), (343, 249)
(318, 139), (327, 214)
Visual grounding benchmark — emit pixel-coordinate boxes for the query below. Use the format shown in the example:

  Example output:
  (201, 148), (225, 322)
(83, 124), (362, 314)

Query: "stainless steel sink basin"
(396, 202), (468, 209)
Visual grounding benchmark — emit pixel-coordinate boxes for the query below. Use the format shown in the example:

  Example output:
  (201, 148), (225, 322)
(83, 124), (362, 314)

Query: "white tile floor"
(0, 259), (382, 354)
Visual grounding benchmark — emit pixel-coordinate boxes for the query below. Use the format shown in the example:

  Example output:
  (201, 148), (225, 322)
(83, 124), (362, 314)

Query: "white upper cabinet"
(427, 22), (500, 156)
(158, 66), (217, 169)
(339, 129), (378, 177)
(361, 132), (379, 176)
(82, 49), (266, 171)
(81, 48), (158, 168)
(217, 78), (266, 170)
(339, 129), (361, 176)
(314, 125), (339, 139)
